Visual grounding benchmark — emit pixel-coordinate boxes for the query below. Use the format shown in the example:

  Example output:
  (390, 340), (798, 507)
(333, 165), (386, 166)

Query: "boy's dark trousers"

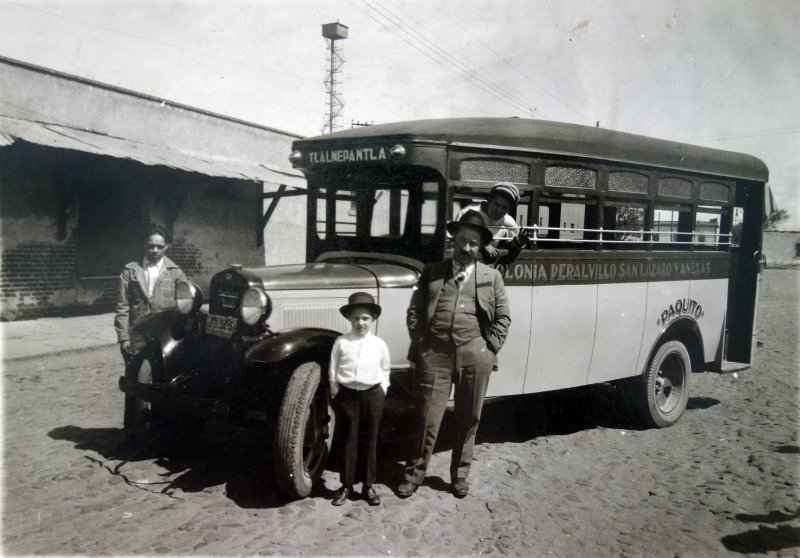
(335, 384), (386, 487)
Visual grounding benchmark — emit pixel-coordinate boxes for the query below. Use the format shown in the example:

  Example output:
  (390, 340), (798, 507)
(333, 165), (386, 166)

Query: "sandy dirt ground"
(2, 269), (798, 557)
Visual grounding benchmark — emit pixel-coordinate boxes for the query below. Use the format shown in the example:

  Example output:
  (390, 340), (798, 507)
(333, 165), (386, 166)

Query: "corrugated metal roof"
(0, 115), (306, 187)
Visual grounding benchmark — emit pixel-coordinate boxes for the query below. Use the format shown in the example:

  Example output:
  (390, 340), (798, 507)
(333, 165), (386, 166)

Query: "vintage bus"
(120, 117), (769, 499)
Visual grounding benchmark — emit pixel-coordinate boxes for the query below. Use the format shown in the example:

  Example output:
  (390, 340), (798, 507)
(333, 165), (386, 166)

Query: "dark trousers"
(335, 384), (386, 487)
(404, 336), (495, 484)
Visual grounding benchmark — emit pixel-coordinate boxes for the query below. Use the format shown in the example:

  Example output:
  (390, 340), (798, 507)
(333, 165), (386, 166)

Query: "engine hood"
(237, 260), (419, 291)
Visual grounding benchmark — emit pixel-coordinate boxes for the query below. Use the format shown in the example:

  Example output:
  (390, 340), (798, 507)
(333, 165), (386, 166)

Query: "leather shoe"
(363, 485), (381, 506)
(452, 478), (469, 498)
(332, 486), (352, 506)
(397, 481), (419, 498)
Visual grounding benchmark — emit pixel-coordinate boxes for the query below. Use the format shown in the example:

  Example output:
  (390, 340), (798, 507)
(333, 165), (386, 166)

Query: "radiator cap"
(230, 263), (243, 270)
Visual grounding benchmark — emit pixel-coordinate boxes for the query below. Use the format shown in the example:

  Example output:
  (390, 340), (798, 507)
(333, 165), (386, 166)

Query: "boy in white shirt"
(329, 292), (391, 506)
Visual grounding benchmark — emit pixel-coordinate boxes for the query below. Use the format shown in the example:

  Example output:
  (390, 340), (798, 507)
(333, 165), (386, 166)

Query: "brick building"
(0, 57), (307, 320)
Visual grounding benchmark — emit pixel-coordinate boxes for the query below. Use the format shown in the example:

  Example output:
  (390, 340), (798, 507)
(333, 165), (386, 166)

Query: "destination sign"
(502, 257), (726, 286)
(308, 147), (387, 164)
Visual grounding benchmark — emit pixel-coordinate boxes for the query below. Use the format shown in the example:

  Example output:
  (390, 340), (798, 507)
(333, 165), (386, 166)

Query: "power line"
(350, 0), (527, 115)
(361, 0), (537, 115)
(350, 0), (540, 118)
(7, 2), (504, 122)
(367, 0), (553, 118)
(433, 5), (592, 123)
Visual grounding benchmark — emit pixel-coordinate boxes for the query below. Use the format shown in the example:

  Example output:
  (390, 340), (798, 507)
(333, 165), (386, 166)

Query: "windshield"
(308, 168), (444, 263)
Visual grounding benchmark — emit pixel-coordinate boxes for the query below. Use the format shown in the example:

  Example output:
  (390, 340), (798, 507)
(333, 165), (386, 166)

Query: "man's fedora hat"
(446, 210), (494, 245)
(340, 291), (382, 318)
(490, 182), (520, 205)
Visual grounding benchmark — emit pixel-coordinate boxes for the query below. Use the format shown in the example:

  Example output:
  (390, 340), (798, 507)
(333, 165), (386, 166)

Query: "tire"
(123, 351), (205, 449)
(273, 361), (335, 500)
(622, 340), (692, 428)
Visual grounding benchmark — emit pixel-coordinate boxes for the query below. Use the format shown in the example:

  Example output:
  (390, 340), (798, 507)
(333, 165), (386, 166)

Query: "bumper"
(119, 376), (229, 419)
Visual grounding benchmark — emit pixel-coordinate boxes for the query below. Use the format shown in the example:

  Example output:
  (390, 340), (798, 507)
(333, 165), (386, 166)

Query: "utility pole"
(322, 22), (348, 134)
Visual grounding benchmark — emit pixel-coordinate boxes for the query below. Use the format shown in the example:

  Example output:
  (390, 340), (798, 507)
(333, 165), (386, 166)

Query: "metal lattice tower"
(322, 22), (348, 134)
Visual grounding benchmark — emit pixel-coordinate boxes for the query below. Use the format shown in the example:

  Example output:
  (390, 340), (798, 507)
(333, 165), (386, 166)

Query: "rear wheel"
(621, 340), (691, 428)
(273, 361), (335, 500)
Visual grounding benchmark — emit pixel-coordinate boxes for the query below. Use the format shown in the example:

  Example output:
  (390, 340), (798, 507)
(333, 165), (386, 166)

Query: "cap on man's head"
(446, 209), (494, 245)
(143, 223), (173, 244)
(339, 291), (382, 318)
(490, 182), (520, 206)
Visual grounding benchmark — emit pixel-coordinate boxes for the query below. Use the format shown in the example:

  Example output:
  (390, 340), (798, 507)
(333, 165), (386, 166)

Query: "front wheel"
(123, 351), (205, 449)
(621, 340), (691, 428)
(273, 361), (335, 500)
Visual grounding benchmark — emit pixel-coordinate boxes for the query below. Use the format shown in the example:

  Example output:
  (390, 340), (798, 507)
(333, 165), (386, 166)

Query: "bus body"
(291, 117), (768, 397)
(119, 117), (768, 500)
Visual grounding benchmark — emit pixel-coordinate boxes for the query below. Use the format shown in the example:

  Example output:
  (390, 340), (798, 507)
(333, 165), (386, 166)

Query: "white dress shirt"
(142, 257), (163, 298)
(329, 331), (391, 396)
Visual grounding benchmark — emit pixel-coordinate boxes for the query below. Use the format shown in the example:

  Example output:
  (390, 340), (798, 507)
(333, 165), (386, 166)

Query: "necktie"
(455, 265), (467, 286)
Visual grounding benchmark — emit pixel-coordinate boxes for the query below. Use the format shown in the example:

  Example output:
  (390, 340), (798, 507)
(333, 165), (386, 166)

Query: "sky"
(1, 0), (798, 228)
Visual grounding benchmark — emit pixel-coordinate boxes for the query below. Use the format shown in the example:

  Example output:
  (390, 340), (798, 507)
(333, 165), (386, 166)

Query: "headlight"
(175, 281), (203, 315)
(389, 144), (406, 160)
(241, 287), (271, 325)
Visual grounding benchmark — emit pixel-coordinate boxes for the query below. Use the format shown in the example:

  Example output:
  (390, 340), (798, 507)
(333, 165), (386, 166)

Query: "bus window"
(316, 187), (328, 240)
(658, 176), (693, 199)
(696, 206), (725, 248)
(420, 181), (438, 244)
(370, 188), (408, 238)
(335, 189), (358, 237)
(460, 158), (530, 184)
(731, 207), (744, 247)
(538, 194), (597, 246)
(700, 182), (730, 203)
(654, 205), (692, 247)
(603, 203), (646, 245)
(608, 171), (649, 194)
(545, 165), (597, 190)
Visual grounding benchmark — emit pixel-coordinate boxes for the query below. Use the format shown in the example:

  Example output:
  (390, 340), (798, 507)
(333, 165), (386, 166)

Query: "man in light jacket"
(114, 224), (186, 362)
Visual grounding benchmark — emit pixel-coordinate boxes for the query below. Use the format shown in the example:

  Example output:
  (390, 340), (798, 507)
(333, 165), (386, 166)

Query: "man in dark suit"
(398, 210), (511, 498)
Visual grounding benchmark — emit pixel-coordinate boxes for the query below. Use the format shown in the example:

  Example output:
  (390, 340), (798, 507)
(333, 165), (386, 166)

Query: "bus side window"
(696, 206), (725, 249)
(603, 204), (646, 247)
(537, 195), (597, 248)
(654, 206), (692, 249)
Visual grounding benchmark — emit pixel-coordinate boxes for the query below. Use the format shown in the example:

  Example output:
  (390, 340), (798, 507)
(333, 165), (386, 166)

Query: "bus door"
(726, 180), (765, 364)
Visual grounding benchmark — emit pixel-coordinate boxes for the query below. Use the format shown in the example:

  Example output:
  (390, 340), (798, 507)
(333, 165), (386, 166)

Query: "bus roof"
(297, 117), (768, 182)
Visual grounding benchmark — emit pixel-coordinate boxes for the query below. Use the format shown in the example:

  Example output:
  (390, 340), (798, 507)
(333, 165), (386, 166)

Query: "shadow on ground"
(721, 524), (800, 554)
(49, 382), (712, 508)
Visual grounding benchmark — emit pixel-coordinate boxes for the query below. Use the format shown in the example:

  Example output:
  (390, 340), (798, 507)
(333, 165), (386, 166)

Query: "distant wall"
(0, 57), (307, 321)
(0, 143), (273, 320)
(763, 231), (800, 267)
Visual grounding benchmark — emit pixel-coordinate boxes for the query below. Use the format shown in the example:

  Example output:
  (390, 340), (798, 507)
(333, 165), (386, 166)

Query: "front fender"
(130, 309), (193, 363)
(244, 327), (339, 366)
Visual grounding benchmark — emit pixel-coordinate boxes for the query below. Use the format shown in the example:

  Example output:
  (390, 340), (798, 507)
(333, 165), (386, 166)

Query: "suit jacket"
(406, 259), (511, 361)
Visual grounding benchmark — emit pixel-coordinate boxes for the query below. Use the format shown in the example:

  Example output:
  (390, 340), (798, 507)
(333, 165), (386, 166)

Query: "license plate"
(206, 314), (238, 338)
